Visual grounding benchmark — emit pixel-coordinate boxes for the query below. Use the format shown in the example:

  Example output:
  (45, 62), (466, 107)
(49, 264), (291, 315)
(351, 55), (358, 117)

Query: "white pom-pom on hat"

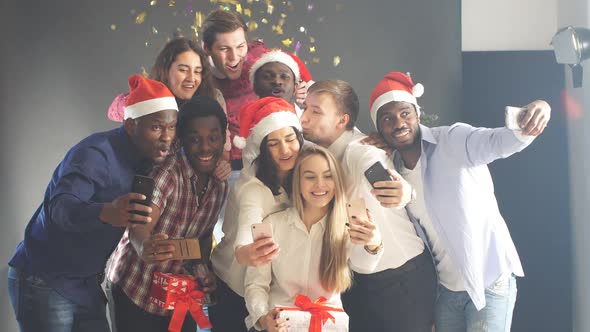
(412, 83), (424, 98)
(233, 136), (247, 149)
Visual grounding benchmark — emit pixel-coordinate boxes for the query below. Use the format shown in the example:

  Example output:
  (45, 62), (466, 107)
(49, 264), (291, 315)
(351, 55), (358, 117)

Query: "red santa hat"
(124, 74), (178, 120)
(249, 49), (313, 84)
(234, 97), (301, 166)
(368, 72), (424, 127)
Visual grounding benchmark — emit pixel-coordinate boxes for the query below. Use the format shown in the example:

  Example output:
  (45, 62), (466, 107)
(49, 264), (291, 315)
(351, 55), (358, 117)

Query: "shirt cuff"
(511, 129), (536, 144)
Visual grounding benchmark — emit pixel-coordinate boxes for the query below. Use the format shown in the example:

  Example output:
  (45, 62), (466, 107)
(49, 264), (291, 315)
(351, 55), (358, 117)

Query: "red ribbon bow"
(283, 294), (345, 332)
(168, 290), (212, 332)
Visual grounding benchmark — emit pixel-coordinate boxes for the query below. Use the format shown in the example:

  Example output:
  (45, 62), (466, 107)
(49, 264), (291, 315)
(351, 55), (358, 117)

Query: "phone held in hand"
(505, 106), (527, 130)
(364, 161), (391, 188)
(251, 223), (273, 242)
(346, 198), (368, 223)
(130, 175), (154, 223)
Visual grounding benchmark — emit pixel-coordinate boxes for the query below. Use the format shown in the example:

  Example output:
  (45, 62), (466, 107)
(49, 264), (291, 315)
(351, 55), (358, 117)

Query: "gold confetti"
(135, 12), (146, 24)
(281, 38), (293, 47)
(235, 3), (242, 13)
(272, 25), (283, 35)
(261, 18), (268, 24)
(145, 41), (150, 47)
(168, 0), (175, 7)
(247, 0), (253, 3)
(195, 11), (204, 28)
(267, 4), (274, 14)
(309, 46), (316, 53)
(333, 56), (341, 67)
(278, 18), (285, 26)
(310, 37), (315, 43)
(152, 26), (158, 34)
(312, 57), (320, 64)
(248, 21), (258, 31)
(110, 24), (117, 31)
(299, 26), (305, 32)
(141, 66), (149, 77)
(244, 8), (252, 17)
(150, 0), (157, 6)
(280, 13), (287, 18)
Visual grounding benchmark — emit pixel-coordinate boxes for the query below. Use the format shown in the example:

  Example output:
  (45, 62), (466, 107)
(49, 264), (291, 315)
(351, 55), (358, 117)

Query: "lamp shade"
(552, 26), (590, 65)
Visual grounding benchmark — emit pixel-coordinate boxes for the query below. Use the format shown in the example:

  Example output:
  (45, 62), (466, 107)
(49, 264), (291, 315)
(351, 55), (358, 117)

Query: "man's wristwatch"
(364, 241), (384, 255)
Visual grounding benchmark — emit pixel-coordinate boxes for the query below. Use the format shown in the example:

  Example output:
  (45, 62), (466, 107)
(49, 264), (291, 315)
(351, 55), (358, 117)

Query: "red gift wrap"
(279, 294), (347, 332)
(149, 272), (212, 332)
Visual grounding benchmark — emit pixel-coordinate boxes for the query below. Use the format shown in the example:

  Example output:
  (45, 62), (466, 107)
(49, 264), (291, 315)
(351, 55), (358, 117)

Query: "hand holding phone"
(130, 175), (154, 223)
(364, 162), (392, 188)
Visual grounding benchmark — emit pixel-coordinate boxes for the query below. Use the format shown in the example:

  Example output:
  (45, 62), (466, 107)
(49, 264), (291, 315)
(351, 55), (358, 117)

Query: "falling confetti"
(299, 26), (305, 33)
(281, 38), (293, 47)
(312, 57), (320, 64)
(272, 25), (284, 35)
(261, 18), (268, 24)
(235, 3), (242, 13)
(150, 0), (157, 6)
(244, 8), (252, 17)
(294, 41), (301, 54)
(267, 4), (274, 14)
(168, 0), (175, 7)
(333, 56), (341, 66)
(151, 26), (158, 34)
(248, 21), (259, 31)
(110, 24), (117, 31)
(135, 12), (146, 24)
(309, 46), (316, 53)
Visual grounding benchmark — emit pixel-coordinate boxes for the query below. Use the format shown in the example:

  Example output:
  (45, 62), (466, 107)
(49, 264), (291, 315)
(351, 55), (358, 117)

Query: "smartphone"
(159, 238), (202, 260)
(130, 175), (154, 222)
(346, 198), (368, 223)
(364, 161), (391, 187)
(251, 223), (273, 241)
(505, 106), (527, 130)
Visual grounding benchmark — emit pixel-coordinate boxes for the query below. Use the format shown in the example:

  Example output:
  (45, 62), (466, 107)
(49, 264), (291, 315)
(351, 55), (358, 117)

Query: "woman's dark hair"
(150, 38), (216, 101)
(255, 127), (304, 196)
(177, 96), (228, 140)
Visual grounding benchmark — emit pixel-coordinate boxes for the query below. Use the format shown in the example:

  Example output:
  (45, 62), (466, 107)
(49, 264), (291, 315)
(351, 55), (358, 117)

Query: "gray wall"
(0, 1), (460, 331)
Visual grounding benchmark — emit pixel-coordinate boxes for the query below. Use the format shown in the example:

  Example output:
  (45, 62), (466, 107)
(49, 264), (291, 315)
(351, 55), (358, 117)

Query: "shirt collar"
(419, 124), (437, 144)
(289, 208), (328, 232)
(328, 130), (358, 161)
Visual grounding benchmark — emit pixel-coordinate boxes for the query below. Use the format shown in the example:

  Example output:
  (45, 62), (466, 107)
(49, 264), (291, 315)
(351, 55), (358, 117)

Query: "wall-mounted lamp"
(551, 26), (590, 88)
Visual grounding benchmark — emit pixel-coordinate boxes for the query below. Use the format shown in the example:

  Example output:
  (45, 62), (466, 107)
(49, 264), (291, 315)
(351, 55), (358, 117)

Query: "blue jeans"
(435, 274), (517, 332)
(7, 266), (110, 332)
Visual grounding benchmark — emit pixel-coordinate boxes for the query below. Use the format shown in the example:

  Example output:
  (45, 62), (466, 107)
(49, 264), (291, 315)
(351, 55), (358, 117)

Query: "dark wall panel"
(463, 51), (571, 332)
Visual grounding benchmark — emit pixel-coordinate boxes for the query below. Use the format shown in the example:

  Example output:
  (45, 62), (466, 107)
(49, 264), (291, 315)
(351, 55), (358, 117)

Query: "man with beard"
(106, 96), (229, 332)
(249, 49), (313, 117)
(369, 71), (550, 332)
(300, 79), (437, 332)
(7, 74), (178, 332)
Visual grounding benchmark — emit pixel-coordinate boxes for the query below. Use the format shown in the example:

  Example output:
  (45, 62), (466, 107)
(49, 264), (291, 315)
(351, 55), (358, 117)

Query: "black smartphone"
(130, 175), (154, 222)
(364, 161), (391, 187)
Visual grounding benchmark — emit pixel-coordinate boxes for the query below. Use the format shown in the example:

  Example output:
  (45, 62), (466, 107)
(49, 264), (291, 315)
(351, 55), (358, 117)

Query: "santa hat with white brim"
(124, 74), (178, 120)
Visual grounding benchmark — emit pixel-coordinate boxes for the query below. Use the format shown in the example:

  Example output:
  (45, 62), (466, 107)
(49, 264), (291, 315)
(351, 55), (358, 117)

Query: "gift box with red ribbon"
(277, 294), (349, 332)
(149, 272), (212, 332)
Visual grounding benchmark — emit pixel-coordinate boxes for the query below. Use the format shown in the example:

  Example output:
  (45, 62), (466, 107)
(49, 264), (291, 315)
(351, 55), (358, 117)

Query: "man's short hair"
(308, 80), (359, 130)
(178, 96), (228, 139)
(201, 9), (248, 50)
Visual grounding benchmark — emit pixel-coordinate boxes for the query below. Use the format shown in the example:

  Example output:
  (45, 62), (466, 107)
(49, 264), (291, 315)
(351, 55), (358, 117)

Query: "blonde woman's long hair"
(292, 145), (352, 293)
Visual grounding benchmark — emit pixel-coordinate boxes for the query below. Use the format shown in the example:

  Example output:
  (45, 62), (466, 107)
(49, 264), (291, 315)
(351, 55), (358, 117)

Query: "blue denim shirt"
(9, 126), (148, 309)
(394, 124), (532, 310)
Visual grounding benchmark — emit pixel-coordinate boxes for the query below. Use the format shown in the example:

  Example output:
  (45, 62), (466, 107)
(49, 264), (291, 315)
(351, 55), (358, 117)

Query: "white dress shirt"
(211, 164), (290, 296)
(244, 207), (381, 329)
(328, 130), (425, 273)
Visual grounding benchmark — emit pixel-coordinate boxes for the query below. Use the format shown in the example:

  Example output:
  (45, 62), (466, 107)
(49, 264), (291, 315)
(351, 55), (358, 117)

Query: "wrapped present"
(277, 294), (349, 332)
(149, 272), (212, 332)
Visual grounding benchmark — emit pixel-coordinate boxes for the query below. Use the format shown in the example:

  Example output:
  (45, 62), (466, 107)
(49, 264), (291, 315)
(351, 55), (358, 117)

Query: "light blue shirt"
(395, 124), (533, 310)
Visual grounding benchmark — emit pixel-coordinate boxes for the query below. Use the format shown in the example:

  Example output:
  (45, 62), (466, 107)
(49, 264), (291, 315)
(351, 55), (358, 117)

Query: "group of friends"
(7, 8), (551, 332)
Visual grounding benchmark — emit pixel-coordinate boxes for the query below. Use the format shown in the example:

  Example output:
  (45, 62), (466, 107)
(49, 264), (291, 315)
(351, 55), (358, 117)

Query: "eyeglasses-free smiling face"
(377, 101), (420, 151)
(299, 154), (335, 211)
(167, 50), (203, 101)
(181, 115), (225, 174)
(206, 28), (248, 80)
(265, 126), (301, 177)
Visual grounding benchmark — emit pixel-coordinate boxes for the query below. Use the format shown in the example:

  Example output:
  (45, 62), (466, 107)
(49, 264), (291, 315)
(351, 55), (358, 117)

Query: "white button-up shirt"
(329, 130), (425, 273)
(212, 164), (290, 296)
(244, 207), (381, 329)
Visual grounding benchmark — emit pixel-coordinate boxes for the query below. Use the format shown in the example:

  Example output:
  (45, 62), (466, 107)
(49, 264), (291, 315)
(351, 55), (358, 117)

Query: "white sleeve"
(234, 182), (270, 249)
(244, 261), (272, 330)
